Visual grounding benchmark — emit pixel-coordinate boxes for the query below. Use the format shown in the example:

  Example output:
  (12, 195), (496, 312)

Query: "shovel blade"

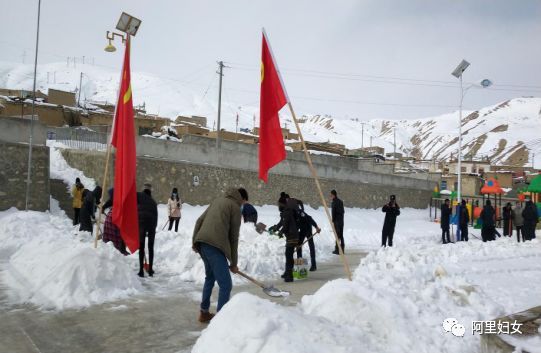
(263, 286), (290, 298)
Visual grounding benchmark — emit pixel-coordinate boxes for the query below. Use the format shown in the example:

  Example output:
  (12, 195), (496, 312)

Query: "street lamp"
(451, 59), (492, 203)
(25, 0), (42, 211)
(104, 12), (142, 52)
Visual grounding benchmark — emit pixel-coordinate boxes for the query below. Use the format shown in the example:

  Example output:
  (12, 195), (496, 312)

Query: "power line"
(226, 62), (541, 92)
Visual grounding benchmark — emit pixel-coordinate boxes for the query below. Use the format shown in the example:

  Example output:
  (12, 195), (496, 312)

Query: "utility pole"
(25, 0), (41, 211)
(216, 61), (225, 149)
(77, 72), (83, 107)
(393, 128), (396, 157)
(370, 135), (373, 147)
(361, 122), (365, 148)
(533, 152), (536, 169)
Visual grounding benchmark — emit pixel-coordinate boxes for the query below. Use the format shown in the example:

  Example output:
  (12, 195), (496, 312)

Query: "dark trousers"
(382, 227), (395, 247)
(481, 226), (495, 242)
(503, 219), (512, 236)
(516, 226), (523, 242)
(199, 243), (232, 312)
(523, 224), (536, 241)
(168, 217), (180, 232)
(73, 208), (80, 225)
(284, 245), (295, 279)
(460, 224), (468, 242)
(333, 222), (344, 252)
(138, 224), (156, 272)
(441, 228), (450, 243)
(297, 230), (316, 267)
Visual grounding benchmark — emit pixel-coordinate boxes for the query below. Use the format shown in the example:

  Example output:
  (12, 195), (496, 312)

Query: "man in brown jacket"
(192, 187), (244, 323)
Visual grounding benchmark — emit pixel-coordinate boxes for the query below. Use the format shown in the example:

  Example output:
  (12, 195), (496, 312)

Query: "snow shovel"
(160, 219), (170, 231)
(295, 231), (319, 250)
(236, 270), (290, 298)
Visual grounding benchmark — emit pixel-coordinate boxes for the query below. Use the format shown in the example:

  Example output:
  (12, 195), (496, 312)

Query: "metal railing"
(47, 127), (108, 151)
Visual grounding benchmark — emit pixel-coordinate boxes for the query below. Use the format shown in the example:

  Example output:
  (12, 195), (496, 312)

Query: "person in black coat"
(382, 195), (400, 247)
(137, 183), (158, 277)
(522, 199), (538, 241)
(270, 197), (300, 282)
(330, 190), (345, 254)
(480, 200), (496, 242)
(79, 189), (95, 234)
(503, 202), (513, 237)
(278, 192), (288, 213)
(296, 201), (321, 271)
(440, 199), (451, 244)
(459, 200), (470, 242)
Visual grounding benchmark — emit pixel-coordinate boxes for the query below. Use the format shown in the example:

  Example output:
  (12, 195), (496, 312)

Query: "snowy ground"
(193, 228), (541, 353)
(0, 199), (429, 310)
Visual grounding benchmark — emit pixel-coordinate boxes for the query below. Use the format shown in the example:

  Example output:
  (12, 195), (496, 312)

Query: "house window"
(461, 167), (467, 173)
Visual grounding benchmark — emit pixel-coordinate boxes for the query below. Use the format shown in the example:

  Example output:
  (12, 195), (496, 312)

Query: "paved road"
(0, 251), (366, 353)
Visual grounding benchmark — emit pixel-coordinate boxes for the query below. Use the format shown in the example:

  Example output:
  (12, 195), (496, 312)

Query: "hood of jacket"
(225, 187), (243, 206)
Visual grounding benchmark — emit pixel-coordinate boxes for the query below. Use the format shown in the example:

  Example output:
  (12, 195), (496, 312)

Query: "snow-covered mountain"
(298, 98), (541, 167)
(1, 61), (540, 166)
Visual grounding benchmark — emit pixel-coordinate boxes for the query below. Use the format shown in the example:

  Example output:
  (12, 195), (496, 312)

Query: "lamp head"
(104, 40), (116, 52)
(480, 79), (492, 88)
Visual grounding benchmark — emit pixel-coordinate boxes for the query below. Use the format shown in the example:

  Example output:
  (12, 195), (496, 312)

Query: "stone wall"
(62, 149), (432, 209)
(137, 135), (438, 191)
(0, 142), (49, 211)
(0, 117), (50, 211)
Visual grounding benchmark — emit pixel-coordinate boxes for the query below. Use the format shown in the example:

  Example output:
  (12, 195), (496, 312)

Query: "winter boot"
(284, 270), (294, 282)
(137, 270), (144, 278)
(309, 264), (317, 272)
(198, 310), (215, 323)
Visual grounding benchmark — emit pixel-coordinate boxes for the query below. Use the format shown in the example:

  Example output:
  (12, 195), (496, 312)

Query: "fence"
(47, 127), (108, 151)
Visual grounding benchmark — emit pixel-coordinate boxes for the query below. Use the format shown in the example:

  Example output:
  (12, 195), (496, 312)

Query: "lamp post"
(451, 60), (492, 203)
(25, 0), (42, 211)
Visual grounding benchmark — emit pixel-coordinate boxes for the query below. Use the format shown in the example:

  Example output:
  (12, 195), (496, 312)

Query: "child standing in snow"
(72, 178), (84, 225)
(167, 187), (182, 232)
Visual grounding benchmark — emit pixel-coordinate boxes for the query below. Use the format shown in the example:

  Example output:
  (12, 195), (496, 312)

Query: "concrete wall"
(0, 117), (50, 211)
(62, 149), (432, 209)
(136, 135), (436, 191)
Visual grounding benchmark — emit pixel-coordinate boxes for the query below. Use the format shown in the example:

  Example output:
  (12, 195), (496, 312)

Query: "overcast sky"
(1, 0), (540, 120)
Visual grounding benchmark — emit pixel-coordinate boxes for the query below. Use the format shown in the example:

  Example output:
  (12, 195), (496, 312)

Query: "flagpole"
(287, 102), (352, 281)
(93, 144), (113, 248)
(93, 35), (129, 248)
(261, 28), (351, 280)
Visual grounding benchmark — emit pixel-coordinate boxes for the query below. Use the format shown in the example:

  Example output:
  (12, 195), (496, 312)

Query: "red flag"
(111, 37), (139, 253)
(259, 30), (288, 182)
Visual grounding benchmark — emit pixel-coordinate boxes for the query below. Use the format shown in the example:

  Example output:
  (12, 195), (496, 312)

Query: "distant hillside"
(297, 98), (541, 167)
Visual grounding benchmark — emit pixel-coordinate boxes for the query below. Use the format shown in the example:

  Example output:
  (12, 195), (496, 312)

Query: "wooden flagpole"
(93, 143), (113, 248)
(93, 34), (129, 249)
(287, 102), (352, 281)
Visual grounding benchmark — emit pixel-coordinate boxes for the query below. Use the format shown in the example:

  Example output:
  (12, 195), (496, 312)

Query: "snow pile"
(193, 238), (541, 353)
(0, 209), (141, 310)
(153, 203), (334, 285)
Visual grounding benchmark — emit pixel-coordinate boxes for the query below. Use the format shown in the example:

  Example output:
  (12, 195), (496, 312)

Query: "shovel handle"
(236, 270), (266, 289)
(295, 231), (319, 250)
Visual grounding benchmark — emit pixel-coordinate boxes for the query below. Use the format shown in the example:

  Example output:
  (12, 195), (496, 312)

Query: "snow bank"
(193, 238), (541, 353)
(4, 236), (142, 310)
(0, 209), (141, 310)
